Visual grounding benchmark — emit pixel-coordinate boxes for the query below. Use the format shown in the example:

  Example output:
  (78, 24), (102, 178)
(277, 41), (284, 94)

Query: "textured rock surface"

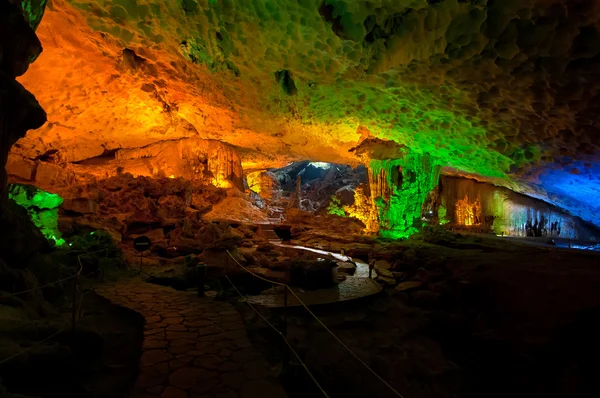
(11, 0), (600, 226)
(0, 0), (49, 273)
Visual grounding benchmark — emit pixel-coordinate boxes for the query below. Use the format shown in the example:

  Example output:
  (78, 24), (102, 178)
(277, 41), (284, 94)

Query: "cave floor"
(94, 279), (287, 398)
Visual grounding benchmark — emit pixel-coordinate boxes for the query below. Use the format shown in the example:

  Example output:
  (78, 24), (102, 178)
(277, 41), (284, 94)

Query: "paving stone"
(197, 326), (223, 337)
(162, 386), (188, 398)
(163, 316), (184, 325)
(219, 349), (232, 357)
(166, 331), (198, 340)
(212, 387), (238, 398)
(141, 363), (170, 376)
(145, 328), (164, 336)
(141, 350), (173, 366)
(221, 322), (245, 331)
(144, 339), (168, 349)
(170, 356), (195, 370)
(147, 386), (166, 396)
(221, 372), (247, 390)
(135, 371), (168, 390)
(96, 280), (286, 398)
(167, 324), (188, 331)
(169, 367), (208, 390)
(190, 378), (218, 395)
(169, 344), (196, 355)
(171, 338), (197, 347)
(194, 355), (221, 370)
(218, 362), (242, 372)
(185, 320), (214, 328)
(198, 334), (227, 342)
(222, 330), (246, 340)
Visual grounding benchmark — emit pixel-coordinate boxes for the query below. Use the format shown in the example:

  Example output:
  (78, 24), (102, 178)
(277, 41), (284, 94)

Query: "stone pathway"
(95, 279), (287, 398)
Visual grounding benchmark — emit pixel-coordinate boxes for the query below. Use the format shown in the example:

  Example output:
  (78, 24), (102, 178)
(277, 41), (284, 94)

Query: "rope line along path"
(226, 249), (405, 398)
(224, 275), (331, 398)
(0, 249), (109, 364)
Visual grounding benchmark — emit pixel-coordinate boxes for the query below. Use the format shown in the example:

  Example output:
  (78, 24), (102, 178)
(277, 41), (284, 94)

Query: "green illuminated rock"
(20, 0), (48, 30)
(371, 153), (441, 239)
(8, 184), (65, 246)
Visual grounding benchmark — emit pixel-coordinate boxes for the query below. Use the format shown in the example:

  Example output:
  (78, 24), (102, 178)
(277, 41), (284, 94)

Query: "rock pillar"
(368, 152), (441, 239)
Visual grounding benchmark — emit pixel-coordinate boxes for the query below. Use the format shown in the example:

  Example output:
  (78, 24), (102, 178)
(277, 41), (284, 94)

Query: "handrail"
(0, 248), (108, 300)
(226, 249), (405, 398)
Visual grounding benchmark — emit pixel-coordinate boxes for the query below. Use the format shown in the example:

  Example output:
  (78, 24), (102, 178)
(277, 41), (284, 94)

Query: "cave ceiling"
(13, 0), (600, 226)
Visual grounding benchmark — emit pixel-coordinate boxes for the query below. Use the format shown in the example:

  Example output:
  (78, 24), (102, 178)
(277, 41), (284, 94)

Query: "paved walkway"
(95, 279), (287, 398)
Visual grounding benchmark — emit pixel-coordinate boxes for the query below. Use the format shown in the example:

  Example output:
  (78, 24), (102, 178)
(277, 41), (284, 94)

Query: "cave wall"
(0, 0), (50, 272)
(10, 0), (600, 229)
(439, 176), (599, 240)
(6, 136), (245, 192)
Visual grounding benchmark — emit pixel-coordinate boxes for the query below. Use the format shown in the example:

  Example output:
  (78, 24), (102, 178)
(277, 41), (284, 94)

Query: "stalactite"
(440, 176), (598, 240)
(369, 153), (441, 239)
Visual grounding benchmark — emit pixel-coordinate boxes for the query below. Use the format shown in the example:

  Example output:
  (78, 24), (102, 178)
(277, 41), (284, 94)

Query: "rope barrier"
(226, 249), (405, 398)
(0, 248), (109, 300)
(0, 248), (110, 365)
(224, 275), (330, 398)
(0, 328), (65, 365)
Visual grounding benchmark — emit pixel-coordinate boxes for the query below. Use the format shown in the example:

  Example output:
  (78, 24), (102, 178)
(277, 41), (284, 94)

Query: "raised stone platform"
(245, 277), (382, 308)
(95, 279), (287, 398)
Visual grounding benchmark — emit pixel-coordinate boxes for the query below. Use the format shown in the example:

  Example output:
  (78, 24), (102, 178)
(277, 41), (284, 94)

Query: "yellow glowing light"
(246, 171), (263, 195)
(455, 195), (482, 226)
(169, 175), (175, 179)
(344, 184), (379, 233)
(212, 178), (232, 188)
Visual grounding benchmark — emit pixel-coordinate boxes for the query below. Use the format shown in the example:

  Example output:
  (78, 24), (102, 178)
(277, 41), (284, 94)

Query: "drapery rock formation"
(6, 0), (600, 231)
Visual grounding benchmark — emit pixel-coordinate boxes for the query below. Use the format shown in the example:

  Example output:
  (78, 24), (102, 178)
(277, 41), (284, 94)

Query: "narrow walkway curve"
(95, 279), (288, 398)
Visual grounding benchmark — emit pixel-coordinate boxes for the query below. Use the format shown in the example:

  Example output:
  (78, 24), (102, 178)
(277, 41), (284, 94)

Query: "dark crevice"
(318, 1), (348, 40)
(274, 70), (297, 96)
(122, 49), (146, 70)
(34, 149), (61, 163)
(73, 149), (118, 166)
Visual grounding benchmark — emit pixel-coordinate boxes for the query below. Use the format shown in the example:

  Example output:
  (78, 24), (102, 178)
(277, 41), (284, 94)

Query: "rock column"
(368, 152), (441, 239)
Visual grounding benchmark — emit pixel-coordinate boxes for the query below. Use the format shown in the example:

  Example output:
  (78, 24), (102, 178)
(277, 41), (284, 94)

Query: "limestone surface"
(11, 0), (600, 226)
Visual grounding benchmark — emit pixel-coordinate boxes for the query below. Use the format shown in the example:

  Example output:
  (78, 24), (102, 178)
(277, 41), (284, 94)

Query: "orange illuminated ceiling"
(13, 0), (600, 227)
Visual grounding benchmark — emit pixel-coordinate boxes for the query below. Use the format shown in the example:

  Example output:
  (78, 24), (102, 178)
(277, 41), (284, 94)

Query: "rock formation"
(0, 0), (49, 267)
(1, 0), (598, 234)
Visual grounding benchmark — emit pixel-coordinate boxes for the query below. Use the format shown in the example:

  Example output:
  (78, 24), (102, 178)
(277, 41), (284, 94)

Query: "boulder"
(335, 185), (355, 206)
(392, 271), (406, 280)
(6, 153), (35, 181)
(395, 281), (423, 292)
(375, 267), (394, 279)
(35, 162), (75, 188)
(374, 259), (391, 270)
(410, 291), (442, 309)
(131, 228), (165, 242)
(62, 198), (99, 214)
(336, 261), (356, 275)
(377, 276), (396, 286)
